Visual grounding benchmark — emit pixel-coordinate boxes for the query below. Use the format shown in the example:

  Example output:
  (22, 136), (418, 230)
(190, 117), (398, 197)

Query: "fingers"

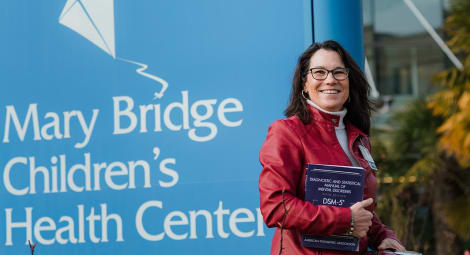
(351, 198), (374, 211)
(353, 227), (369, 238)
(350, 198), (374, 238)
(378, 238), (406, 252)
(352, 215), (372, 238)
(396, 244), (406, 252)
(377, 242), (387, 250)
(360, 198), (374, 207)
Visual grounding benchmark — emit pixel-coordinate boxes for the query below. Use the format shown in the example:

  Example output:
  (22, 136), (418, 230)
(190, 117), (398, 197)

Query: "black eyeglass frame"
(306, 67), (350, 81)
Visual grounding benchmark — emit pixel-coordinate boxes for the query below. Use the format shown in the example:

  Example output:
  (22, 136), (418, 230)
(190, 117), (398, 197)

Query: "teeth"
(321, 90), (339, 94)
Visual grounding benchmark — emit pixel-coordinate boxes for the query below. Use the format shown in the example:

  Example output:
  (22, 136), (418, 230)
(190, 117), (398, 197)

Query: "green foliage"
(445, 196), (470, 240)
(371, 100), (442, 183)
(430, 1), (470, 241)
(372, 1), (470, 253)
(429, 0), (470, 168)
(444, 0), (470, 54)
(372, 101), (441, 253)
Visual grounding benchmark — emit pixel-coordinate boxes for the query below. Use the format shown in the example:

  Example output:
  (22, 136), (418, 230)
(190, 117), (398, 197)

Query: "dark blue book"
(301, 163), (366, 251)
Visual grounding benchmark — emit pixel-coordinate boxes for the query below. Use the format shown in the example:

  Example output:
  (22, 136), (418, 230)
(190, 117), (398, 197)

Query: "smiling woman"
(304, 49), (350, 112)
(258, 40), (405, 254)
(285, 40), (372, 133)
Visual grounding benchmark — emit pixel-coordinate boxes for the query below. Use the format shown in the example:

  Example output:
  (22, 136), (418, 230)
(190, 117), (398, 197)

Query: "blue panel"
(0, 1), (312, 254)
(304, 0), (314, 47)
(313, 0), (364, 70)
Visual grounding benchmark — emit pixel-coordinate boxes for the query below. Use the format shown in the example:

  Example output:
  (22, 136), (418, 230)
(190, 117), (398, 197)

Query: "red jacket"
(259, 106), (399, 254)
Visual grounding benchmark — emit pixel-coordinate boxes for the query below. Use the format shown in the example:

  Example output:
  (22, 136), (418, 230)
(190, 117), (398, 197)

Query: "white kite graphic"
(58, 0), (168, 99)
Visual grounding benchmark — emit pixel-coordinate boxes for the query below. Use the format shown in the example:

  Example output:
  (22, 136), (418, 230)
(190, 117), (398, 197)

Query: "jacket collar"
(307, 104), (342, 128)
(307, 105), (367, 138)
(306, 99), (347, 129)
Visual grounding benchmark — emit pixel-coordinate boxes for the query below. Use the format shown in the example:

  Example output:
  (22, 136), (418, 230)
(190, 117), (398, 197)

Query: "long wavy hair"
(284, 40), (374, 135)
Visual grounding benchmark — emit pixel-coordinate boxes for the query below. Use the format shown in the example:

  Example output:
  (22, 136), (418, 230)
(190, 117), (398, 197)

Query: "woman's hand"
(378, 238), (406, 252)
(349, 198), (373, 238)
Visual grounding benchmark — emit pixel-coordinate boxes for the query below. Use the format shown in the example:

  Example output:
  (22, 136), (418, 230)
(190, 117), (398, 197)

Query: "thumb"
(378, 242), (385, 249)
(360, 198), (374, 208)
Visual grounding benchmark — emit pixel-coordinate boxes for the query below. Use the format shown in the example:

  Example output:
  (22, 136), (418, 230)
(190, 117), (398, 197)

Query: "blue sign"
(1, 1), (311, 254)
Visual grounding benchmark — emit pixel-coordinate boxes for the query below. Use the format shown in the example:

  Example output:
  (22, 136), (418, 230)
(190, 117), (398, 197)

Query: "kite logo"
(58, 0), (168, 99)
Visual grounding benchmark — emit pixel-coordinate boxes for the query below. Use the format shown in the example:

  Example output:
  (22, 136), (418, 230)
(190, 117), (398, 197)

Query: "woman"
(259, 40), (405, 254)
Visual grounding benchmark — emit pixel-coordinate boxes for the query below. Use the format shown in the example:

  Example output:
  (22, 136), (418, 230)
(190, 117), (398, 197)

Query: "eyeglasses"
(307, 67), (349, 81)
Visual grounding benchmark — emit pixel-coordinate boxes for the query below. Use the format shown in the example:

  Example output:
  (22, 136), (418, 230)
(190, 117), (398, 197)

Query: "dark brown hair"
(284, 40), (373, 135)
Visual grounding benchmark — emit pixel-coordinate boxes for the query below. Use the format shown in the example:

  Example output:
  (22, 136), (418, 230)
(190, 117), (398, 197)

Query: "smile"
(319, 89), (340, 94)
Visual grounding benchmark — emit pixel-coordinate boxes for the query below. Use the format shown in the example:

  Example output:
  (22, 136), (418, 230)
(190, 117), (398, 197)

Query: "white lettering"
(2, 105), (98, 148)
(5, 207), (32, 246)
(188, 99), (217, 142)
(111, 93), (244, 142)
(164, 211), (189, 240)
(134, 201), (264, 242)
(105, 162), (128, 190)
(74, 109), (99, 149)
(40, 112), (62, 140)
(158, 158), (178, 188)
(189, 210), (214, 239)
(86, 207), (100, 243)
(213, 201), (230, 238)
(135, 200), (164, 241)
(100, 204), (123, 242)
(163, 91), (189, 131)
(3, 104), (41, 143)
(5, 204), (122, 245)
(128, 160), (151, 189)
(113, 96), (137, 135)
(4, 157), (29, 195)
(34, 217), (56, 245)
(67, 153), (92, 192)
(55, 216), (77, 244)
(229, 208), (255, 238)
(217, 98), (243, 127)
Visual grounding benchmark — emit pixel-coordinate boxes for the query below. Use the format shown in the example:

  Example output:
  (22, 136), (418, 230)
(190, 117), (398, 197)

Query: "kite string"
(117, 57), (169, 99)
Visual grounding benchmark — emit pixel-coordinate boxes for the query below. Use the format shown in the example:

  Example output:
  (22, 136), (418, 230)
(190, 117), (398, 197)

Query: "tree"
(372, 100), (444, 254)
(372, 1), (470, 254)
(427, 0), (470, 250)
(429, 0), (470, 168)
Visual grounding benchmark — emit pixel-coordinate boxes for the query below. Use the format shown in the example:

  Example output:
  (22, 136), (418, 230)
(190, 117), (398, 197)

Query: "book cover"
(301, 163), (366, 251)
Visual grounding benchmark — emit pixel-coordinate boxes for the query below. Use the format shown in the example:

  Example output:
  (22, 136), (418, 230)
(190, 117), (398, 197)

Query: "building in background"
(363, 0), (454, 127)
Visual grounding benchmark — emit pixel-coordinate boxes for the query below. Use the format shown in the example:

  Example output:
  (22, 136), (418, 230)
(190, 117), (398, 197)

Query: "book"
(301, 163), (366, 251)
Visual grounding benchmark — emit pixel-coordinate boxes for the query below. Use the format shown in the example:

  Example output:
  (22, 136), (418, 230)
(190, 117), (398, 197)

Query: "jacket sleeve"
(367, 212), (401, 249)
(258, 120), (351, 235)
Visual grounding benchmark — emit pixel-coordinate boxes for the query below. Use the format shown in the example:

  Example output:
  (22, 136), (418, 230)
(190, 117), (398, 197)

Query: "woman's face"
(304, 49), (349, 112)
